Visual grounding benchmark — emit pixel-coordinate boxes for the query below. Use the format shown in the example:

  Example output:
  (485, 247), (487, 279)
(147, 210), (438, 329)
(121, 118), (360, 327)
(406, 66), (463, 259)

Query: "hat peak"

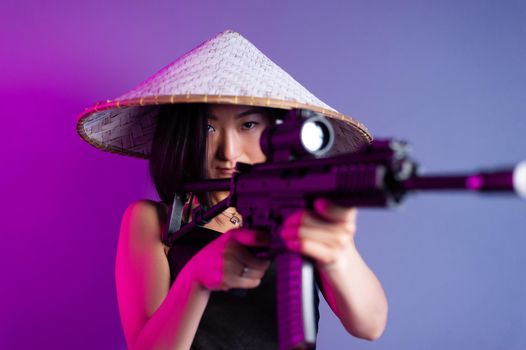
(76, 30), (372, 158)
(116, 28), (334, 112)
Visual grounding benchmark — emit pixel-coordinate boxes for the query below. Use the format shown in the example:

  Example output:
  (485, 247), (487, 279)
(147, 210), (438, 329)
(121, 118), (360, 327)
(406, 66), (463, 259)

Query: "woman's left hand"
(280, 198), (357, 269)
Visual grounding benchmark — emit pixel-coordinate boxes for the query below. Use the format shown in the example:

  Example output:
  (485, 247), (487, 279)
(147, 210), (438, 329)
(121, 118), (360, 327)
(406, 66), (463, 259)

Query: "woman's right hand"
(182, 228), (271, 291)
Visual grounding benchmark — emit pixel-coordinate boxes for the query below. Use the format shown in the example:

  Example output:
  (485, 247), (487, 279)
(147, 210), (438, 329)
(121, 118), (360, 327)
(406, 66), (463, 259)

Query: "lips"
(217, 167), (235, 175)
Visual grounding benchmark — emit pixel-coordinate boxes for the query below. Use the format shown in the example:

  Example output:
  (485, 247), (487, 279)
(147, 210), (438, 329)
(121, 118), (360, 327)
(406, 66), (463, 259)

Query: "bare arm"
(316, 240), (388, 340)
(281, 199), (388, 340)
(116, 201), (270, 350)
(116, 201), (210, 349)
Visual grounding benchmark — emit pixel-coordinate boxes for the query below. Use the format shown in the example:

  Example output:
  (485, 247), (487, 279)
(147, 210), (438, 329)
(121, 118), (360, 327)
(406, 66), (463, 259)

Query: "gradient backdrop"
(1, 1), (525, 349)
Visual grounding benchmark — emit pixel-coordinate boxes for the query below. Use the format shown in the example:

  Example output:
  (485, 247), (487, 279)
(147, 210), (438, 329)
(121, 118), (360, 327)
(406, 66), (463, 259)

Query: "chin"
(211, 191), (230, 204)
(213, 173), (233, 179)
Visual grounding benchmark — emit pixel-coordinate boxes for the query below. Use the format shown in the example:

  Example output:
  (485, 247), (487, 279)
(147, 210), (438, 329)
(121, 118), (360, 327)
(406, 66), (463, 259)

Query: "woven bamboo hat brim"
(76, 30), (372, 158)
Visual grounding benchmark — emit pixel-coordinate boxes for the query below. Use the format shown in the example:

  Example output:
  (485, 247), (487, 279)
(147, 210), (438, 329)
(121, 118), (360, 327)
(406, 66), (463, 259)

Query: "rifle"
(163, 109), (526, 350)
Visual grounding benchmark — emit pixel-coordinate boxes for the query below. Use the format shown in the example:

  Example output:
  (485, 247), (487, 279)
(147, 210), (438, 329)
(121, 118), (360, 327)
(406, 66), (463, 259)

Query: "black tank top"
(166, 225), (320, 350)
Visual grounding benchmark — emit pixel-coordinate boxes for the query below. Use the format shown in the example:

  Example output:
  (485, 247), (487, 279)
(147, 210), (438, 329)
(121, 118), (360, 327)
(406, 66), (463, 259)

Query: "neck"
(204, 210), (242, 233)
(210, 190), (229, 205)
(186, 194), (242, 233)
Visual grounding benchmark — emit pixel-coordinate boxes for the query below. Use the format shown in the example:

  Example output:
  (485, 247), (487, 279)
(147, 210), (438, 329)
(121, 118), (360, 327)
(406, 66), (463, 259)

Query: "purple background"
(1, 1), (525, 349)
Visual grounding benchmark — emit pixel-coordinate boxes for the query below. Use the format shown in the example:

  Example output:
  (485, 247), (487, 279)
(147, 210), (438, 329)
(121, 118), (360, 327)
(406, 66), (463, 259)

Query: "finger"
(313, 198), (357, 224)
(230, 228), (270, 247)
(228, 242), (271, 271)
(282, 225), (353, 250)
(283, 210), (356, 233)
(236, 264), (267, 280)
(281, 209), (356, 234)
(223, 259), (265, 289)
(285, 238), (338, 266)
(281, 211), (356, 245)
(223, 274), (263, 290)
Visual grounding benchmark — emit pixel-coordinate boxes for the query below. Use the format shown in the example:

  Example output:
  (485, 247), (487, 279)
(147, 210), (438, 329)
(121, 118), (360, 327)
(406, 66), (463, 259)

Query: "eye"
(207, 124), (216, 133)
(242, 121), (259, 130)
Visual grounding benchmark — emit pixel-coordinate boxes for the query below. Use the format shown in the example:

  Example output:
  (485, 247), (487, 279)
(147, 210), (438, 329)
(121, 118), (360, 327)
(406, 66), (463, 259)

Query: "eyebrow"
(207, 107), (269, 120)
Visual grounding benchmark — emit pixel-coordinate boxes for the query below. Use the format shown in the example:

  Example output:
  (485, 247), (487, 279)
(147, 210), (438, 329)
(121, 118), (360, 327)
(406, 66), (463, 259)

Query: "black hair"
(149, 103), (211, 208)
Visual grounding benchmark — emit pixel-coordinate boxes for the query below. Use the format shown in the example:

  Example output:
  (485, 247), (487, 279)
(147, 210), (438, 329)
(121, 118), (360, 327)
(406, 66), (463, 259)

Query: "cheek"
(246, 136), (267, 163)
(249, 149), (267, 163)
(207, 135), (217, 156)
(256, 145), (267, 162)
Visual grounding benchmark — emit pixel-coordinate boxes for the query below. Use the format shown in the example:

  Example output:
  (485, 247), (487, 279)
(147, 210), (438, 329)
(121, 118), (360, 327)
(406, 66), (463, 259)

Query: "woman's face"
(206, 104), (271, 180)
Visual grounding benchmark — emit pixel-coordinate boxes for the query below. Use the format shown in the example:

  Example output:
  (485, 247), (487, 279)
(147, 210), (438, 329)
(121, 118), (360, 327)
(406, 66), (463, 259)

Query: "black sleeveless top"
(166, 225), (320, 350)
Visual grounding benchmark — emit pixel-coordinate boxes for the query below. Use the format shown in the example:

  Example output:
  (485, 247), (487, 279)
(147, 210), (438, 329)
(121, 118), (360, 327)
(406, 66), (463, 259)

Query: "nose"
(216, 129), (241, 161)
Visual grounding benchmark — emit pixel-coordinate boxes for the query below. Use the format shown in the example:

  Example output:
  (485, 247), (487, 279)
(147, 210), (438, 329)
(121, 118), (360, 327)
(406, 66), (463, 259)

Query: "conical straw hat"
(76, 29), (372, 158)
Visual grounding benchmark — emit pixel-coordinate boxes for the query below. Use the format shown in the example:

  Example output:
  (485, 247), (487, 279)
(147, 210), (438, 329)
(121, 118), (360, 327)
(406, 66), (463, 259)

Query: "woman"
(77, 30), (387, 349)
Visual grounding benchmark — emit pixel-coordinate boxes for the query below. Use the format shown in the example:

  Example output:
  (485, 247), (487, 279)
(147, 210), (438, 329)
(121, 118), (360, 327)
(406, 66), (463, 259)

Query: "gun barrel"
(402, 161), (526, 198)
(402, 175), (468, 191)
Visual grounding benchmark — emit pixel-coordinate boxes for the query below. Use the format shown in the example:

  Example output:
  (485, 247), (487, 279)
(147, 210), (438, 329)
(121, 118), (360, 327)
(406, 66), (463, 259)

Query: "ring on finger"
(240, 265), (249, 277)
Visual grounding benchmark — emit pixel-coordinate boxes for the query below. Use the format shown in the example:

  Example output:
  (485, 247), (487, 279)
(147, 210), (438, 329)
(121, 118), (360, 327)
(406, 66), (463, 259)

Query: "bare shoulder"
(116, 200), (172, 346)
(119, 200), (169, 253)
